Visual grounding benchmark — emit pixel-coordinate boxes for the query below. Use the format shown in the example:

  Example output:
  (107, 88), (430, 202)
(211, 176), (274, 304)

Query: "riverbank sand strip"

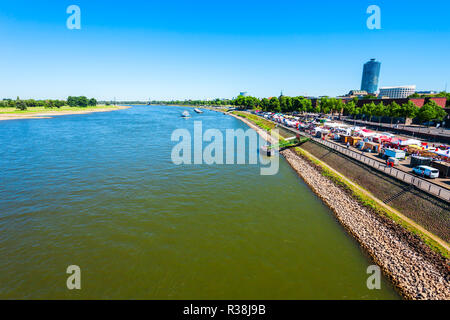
(282, 148), (449, 300)
(0, 106), (131, 121)
(229, 112), (449, 299)
(228, 113), (278, 144)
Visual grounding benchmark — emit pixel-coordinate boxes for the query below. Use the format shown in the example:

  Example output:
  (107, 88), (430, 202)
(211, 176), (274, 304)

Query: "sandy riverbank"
(231, 112), (449, 299)
(228, 112), (278, 143)
(0, 105), (131, 121)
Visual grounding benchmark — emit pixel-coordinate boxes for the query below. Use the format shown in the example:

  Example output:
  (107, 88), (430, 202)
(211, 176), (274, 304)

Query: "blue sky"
(0, 0), (449, 100)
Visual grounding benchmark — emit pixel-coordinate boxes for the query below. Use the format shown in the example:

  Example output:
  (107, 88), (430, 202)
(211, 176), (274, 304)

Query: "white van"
(412, 165), (440, 179)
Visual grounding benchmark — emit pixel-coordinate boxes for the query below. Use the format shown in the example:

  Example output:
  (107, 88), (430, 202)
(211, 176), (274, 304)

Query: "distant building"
(239, 92), (248, 97)
(349, 90), (367, 96)
(361, 59), (381, 94)
(416, 90), (439, 96)
(342, 90), (368, 98)
(379, 85), (416, 99)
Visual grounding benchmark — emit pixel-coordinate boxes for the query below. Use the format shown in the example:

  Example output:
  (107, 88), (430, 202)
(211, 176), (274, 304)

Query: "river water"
(0, 105), (399, 299)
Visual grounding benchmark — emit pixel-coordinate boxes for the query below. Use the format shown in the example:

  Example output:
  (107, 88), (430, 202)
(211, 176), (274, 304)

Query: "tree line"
(150, 98), (233, 106)
(0, 96), (97, 110)
(231, 95), (447, 125)
(151, 93), (448, 125)
(67, 96), (97, 108)
(158, 94), (447, 125)
(0, 98), (66, 110)
(342, 99), (447, 126)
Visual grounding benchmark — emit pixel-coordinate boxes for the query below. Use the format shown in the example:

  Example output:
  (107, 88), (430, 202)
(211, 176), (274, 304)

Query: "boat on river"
(260, 145), (273, 157)
(194, 108), (203, 114)
(181, 111), (191, 118)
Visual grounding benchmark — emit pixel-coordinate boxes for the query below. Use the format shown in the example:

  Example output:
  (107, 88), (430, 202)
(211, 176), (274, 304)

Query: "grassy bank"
(231, 111), (275, 132)
(0, 105), (125, 114)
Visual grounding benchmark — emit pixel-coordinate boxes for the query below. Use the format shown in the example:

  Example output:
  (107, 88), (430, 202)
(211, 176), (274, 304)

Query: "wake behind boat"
(194, 108), (203, 114)
(181, 110), (191, 118)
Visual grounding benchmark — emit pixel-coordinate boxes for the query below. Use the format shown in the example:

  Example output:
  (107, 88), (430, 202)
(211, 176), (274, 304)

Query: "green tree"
(417, 103), (437, 126)
(88, 98), (97, 106)
(387, 101), (401, 126)
(343, 101), (356, 117)
(291, 97), (302, 113)
(417, 100), (447, 126)
(6, 99), (15, 108)
(361, 102), (376, 122)
(319, 97), (331, 114)
(334, 99), (344, 117)
(279, 96), (292, 113)
(313, 104), (321, 114)
(285, 96), (293, 112)
(26, 99), (38, 108)
(77, 96), (89, 107)
(55, 100), (65, 108)
(352, 106), (361, 118)
(430, 100), (447, 121)
(67, 96), (77, 107)
(260, 98), (270, 111)
(303, 98), (313, 113)
(373, 102), (385, 125)
(269, 97), (281, 113)
(400, 101), (419, 125)
(15, 97), (27, 111)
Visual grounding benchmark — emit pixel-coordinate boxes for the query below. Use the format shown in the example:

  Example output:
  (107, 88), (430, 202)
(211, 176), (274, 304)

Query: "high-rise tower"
(361, 59), (381, 94)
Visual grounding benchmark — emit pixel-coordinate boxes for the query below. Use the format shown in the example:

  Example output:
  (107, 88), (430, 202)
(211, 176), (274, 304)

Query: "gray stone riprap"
(281, 148), (449, 300)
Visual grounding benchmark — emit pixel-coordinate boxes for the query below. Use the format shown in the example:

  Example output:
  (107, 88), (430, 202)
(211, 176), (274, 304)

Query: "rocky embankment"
(282, 148), (449, 300)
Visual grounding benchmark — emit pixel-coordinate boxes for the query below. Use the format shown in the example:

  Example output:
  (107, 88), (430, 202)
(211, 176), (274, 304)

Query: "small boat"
(194, 108), (203, 114)
(181, 111), (191, 118)
(260, 145), (273, 157)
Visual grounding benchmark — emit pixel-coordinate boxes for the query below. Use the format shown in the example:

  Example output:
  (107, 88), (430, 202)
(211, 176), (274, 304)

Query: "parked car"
(412, 165), (440, 179)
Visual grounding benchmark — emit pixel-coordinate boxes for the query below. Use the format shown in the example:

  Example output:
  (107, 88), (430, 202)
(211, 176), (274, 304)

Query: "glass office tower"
(360, 59), (381, 94)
